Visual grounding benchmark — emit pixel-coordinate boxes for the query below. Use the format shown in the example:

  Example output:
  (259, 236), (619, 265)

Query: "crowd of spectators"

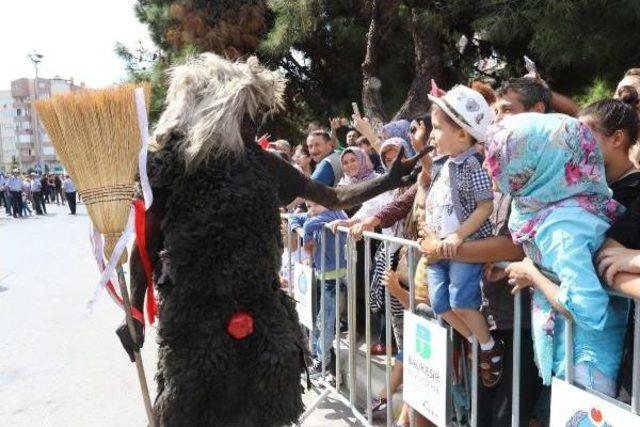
(0, 171), (78, 217)
(278, 68), (640, 427)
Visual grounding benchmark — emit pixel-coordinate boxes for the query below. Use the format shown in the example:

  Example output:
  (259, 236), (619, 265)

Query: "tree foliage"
(120, 0), (640, 140)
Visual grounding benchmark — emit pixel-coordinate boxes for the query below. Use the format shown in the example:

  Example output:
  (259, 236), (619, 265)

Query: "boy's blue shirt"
(289, 210), (348, 275)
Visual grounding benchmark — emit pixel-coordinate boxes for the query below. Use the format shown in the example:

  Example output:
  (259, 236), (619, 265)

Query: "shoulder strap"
(325, 151), (344, 187)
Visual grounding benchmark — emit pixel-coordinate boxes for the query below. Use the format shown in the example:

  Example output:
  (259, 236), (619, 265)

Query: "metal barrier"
(283, 213), (452, 426)
(506, 274), (640, 425)
(281, 213), (640, 426)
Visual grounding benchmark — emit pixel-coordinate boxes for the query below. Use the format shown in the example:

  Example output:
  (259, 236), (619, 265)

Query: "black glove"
(386, 145), (434, 187)
(116, 318), (145, 363)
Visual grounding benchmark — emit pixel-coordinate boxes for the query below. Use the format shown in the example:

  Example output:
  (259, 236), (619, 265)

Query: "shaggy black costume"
(117, 127), (426, 426)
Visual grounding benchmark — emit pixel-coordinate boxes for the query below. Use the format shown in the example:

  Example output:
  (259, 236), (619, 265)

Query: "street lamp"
(28, 51), (44, 172)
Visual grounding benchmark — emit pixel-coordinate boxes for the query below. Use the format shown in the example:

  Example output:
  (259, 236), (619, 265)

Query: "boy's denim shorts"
(427, 260), (482, 314)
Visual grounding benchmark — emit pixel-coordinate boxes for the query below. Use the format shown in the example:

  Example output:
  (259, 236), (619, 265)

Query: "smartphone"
(351, 102), (361, 117)
(524, 55), (538, 76)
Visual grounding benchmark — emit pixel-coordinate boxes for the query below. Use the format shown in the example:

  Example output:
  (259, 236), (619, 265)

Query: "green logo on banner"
(297, 271), (308, 295)
(416, 324), (431, 359)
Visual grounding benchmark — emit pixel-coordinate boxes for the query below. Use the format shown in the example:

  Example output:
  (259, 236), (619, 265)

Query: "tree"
(360, 0), (386, 126)
(124, 0), (640, 140)
(475, 0), (640, 92)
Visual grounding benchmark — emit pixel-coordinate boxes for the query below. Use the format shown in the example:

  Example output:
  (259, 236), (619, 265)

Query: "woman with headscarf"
(379, 120), (416, 157)
(329, 146), (392, 230)
(486, 113), (628, 398)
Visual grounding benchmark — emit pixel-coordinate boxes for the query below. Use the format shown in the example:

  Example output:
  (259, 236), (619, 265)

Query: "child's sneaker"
(371, 396), (387, 419)
(479, 339), (505, 388)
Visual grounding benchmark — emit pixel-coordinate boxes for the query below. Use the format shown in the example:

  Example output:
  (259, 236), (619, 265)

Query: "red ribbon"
(105, 279), (145, 324)
(258, 134), (270, 150)
(134, 199), (157, 324)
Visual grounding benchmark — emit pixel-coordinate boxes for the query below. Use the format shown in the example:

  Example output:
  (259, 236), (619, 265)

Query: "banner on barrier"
(293, 263), (314, 330)
(550, 377), (640, 426)
(403, 311), (449, 426)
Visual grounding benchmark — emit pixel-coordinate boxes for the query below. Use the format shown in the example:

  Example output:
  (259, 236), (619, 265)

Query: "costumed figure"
(116, 53), (428, 426)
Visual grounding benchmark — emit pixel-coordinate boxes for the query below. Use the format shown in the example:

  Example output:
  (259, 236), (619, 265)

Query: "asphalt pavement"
(0, 202), (356, 426)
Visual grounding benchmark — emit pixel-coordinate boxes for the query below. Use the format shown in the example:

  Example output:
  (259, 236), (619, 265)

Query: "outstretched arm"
(265, 145), (431, 211)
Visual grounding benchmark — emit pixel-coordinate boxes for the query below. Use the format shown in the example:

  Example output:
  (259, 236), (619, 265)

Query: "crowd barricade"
(546, 289), (640, 425)
(280, 214), (640, 427)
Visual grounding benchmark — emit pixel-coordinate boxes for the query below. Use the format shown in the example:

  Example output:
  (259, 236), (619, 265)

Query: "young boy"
(289, 201), (348, 376)
(425, 85), (504, 387)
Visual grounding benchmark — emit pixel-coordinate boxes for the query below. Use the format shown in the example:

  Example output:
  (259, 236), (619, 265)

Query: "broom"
(35, 84), (157, 426)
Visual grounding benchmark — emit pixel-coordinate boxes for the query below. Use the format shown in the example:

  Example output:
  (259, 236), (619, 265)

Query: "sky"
(0, 0), (155, 90)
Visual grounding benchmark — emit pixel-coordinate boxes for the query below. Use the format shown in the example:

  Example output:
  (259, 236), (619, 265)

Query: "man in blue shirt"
(7, 170), (23, 218)
(307, 130), (343, 187)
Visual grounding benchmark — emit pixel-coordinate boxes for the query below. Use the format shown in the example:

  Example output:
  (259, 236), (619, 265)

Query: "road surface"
(0, 202), (356, 426)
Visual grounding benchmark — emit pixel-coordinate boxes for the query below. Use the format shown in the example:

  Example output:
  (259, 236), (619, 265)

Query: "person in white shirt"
(62, 175), (77, 214)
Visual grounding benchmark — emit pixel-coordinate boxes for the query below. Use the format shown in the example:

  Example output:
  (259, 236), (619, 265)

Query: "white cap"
(428, 85), (492, 142)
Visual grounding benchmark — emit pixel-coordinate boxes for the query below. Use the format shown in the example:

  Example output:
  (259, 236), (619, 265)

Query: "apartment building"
(0, 90), (18, 171)
(8, 77), (82, 172)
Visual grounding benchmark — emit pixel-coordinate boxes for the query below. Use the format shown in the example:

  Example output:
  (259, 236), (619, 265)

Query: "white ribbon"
(87, 208), (135, 310)
(135, 87), (153, 210)
(87, 224), (120, 312)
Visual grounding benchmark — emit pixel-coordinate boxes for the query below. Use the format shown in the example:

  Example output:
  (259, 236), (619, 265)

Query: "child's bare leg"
(455, 308), (505, 388)
(396, 403), (409, 426)
(440, 310), (472, 338)
(377, 360), (404, 398)
(453, 309), (491, 344)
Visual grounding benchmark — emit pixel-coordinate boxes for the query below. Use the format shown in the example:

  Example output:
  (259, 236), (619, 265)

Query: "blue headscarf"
(486, 113), (625, 385)
(379, 120), (416, 157)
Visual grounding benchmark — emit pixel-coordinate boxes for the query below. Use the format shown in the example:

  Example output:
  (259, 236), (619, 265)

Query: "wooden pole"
(116, 266), (157, 427)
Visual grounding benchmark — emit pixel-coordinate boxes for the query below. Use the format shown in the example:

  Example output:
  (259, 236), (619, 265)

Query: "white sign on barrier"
(403, 310), (449, 426)
(550, 377), (640, 426)
(293, 263), (314, 330)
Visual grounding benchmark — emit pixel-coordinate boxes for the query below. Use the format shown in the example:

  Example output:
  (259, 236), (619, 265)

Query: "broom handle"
(117, 266), (157, 427)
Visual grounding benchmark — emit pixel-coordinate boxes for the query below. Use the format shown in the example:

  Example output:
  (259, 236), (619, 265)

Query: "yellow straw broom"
(35, 84), (156, 426)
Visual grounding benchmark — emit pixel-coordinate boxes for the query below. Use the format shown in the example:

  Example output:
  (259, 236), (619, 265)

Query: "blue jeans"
(427, 260), (482, 314)
(312, 279), (337, 365)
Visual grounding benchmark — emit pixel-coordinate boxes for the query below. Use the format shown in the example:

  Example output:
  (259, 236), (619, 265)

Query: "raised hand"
(386, 145), (434, 187)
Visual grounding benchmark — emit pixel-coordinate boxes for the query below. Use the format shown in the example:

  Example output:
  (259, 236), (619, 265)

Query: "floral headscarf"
(338, 147), (379, 185)
(486, 113), (623, 384)
(485, 113), (621, 244)
(379, 120), (416, 157)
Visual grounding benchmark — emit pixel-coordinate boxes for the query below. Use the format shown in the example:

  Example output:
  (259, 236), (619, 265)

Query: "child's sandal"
(479, 339), (505, 388)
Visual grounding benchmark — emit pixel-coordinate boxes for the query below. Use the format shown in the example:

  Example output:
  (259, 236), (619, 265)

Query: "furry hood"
(153, 53), (287, 170)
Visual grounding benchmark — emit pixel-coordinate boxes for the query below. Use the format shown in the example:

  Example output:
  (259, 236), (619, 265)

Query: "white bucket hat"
(428, 85), (492, 142)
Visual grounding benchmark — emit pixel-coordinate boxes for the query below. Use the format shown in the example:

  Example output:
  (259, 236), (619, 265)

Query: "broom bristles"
(35, 84), (150, 265)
